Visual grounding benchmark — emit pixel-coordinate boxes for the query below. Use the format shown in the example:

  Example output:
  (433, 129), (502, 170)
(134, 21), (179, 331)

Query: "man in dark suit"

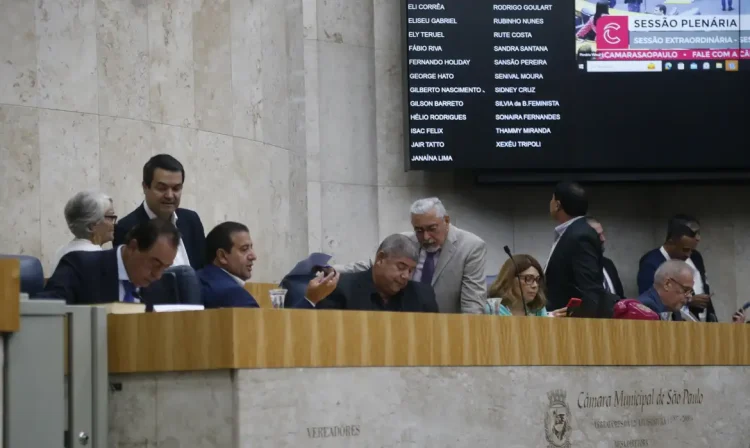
(638, 215), (716, 321)
(197, 222), (338, 308)
(586, 216), (625, 299)
(114, 154), (205, 270)
(305, 234), (439, 312)
(668, 214), (715, 320)
(39, 219), (180, 304)
(637, 259), (693, 320)
(544, 182), (611, 318)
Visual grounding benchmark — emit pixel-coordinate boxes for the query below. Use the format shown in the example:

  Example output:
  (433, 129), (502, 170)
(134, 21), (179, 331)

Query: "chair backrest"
(244, 283), (276, 308)
(141, 265), (202, 306)
(0, 254), (45, 295)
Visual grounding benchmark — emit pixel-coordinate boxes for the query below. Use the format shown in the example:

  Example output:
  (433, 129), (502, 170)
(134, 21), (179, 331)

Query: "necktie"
(421, 251), (436, 285)
(122, 280), (140, 303)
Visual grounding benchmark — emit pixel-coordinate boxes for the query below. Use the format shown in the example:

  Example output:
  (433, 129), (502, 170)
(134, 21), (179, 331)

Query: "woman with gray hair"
(52, 191), (117, 270)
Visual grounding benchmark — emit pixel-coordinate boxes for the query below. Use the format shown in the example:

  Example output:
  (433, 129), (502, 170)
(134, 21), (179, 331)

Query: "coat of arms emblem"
(545, 389), (572, 448)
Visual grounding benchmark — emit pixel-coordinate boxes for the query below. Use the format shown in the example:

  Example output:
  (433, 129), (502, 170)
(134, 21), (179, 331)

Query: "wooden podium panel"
(107, 308), (750, 374)
(0, 258), (21, 332)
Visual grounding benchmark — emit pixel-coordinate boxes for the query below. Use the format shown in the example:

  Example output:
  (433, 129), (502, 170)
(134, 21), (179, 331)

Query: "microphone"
(503, 245), (528, 316)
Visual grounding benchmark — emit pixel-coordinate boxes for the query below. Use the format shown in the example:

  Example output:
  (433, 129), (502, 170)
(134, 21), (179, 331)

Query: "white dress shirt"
(143, 202), (190, 267)
(544, 216), (585, 272)
(116, 245), (135, 302)
(603, 267), (615, 294)
(53, 239), (102, 271)
(221, 268), (247, 286)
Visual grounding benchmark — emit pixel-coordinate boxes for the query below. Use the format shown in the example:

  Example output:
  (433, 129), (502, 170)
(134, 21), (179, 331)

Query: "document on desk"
(152, 304), (205, 312)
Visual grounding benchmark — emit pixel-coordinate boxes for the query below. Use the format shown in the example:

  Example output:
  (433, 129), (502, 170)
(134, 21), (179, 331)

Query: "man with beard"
(115, 154), (206, 270)
(586, 216), (624, 300)
(334, 198), (487, 314)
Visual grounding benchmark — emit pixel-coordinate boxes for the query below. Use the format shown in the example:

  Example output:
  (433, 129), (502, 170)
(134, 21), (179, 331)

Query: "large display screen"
(404, 0), (750, 177)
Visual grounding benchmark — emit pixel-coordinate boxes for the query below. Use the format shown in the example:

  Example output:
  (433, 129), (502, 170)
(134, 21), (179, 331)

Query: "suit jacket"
(114, 203), (206, 270)
(300, 269), (438, 312)
(197, 264), (259, 309)
(637, 248), (715, 320)
(545, 217), (612, 318)
(37, 249), (120, 304)
(333, 225), (486, 314)
(602, 256), (625, 299)
(280, 274), (315, 308)
(637, 287), (683, 321)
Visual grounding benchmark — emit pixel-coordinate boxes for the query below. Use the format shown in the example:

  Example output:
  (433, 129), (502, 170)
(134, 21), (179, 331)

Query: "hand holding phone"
(566, 298), (582, 317)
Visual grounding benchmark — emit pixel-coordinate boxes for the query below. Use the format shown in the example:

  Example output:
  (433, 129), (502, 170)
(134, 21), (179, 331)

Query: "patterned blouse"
(484, 298), (548, 316)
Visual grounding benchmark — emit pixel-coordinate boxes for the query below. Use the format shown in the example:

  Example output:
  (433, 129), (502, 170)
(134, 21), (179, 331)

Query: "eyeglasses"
(668, 277), (694, 296)
(104, 215), (118, 224)
(519, 275), (541, 286)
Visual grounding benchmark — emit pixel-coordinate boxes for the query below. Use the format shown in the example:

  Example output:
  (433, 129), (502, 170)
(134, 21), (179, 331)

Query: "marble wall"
(109, 371), (235, 448)
(110, 366), (750, 447)
(1, 0), (749, 321)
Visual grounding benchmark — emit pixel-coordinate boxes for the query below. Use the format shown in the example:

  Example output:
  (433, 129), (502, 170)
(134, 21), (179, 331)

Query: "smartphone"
(566, 298), (582, 316)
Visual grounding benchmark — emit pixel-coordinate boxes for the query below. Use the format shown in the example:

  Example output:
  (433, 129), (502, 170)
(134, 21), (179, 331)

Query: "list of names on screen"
(492, 1), (562, 153)
(406, 0), (565, 168)
(407, 1), (466, 165)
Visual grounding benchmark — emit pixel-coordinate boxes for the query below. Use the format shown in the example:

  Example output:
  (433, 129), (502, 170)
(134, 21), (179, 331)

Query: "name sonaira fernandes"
(306, 425), (361, 438)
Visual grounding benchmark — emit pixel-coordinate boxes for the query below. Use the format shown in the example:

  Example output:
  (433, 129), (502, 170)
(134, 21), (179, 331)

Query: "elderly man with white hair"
(638, 259), (696, 321)
(52, 191), (117, 270)
(335, 197), (487, 314)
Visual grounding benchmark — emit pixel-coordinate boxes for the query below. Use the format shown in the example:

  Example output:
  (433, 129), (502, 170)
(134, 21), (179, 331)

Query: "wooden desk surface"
(107, 308), (750, 374)
(0, 258), (21, 332)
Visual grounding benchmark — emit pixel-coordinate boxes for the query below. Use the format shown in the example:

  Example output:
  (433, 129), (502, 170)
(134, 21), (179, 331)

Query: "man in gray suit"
(334, 197), (487, 313)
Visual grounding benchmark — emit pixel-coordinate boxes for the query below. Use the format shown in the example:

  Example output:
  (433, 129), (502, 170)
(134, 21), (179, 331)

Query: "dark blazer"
(637, 287), (683, 321)
(300, 269), (439, 312)
(280, 274), (316, 308)
(637, 248), (715, 320)
(602, 256), (625, 299)
(545, 218), (612, 318)
(114, 203), (206, 270)
(37, 250), (120, 304)
(197, 264), (259, 309)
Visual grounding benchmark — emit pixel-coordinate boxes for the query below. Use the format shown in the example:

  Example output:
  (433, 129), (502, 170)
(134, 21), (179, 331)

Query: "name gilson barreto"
(410, 100), (464, 107)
